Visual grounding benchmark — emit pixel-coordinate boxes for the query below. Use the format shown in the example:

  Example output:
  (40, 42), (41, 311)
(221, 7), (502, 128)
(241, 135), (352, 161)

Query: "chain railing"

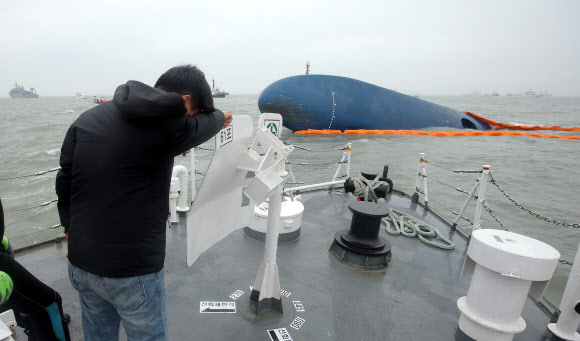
(415, 155), (577, 265)
(423, 160), (483, 174)
(8, 224), (62, 240)
(5, 199), (58, 213)
(488, 172), (580, 229)
(414, 154), (482, 226)
(284, 143), (352, 189)
(4, 150), (578, 266)
(481, 200), (510, 231)
(415, 187), (474, 225)
(418, 173), (478, 197)
(284, 142), (348, 153)
(286, 160), (348, 166)
(193, 146), (215, 152)
(0, 167), (61, 181)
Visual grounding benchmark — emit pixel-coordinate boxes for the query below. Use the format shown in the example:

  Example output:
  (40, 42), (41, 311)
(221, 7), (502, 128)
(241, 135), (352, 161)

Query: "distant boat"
(9, 82), (39, 98)
(92, 96), (106, 104)
(73, 93), (88, 99)
(211, 79), (229, 98)
(464, 90), (483, 97)
(512, 90), (543, 97)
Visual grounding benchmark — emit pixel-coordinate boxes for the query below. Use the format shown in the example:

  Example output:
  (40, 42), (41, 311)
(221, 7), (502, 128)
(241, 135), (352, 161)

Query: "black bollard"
(329, 201), (392, 271)
(341, 201), (389, 250)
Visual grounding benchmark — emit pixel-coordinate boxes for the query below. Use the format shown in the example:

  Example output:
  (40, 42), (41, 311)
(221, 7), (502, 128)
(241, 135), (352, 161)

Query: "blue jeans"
(68, 263), (168, 341)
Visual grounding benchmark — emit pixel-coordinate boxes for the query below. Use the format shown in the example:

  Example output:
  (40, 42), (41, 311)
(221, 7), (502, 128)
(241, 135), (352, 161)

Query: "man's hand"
(223, 110), (233, 128)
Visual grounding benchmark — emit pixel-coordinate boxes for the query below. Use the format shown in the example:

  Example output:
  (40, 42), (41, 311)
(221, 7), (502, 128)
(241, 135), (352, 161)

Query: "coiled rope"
(383, 209), (455, 250)
(351, 175), (386, 202)
(351, 175), (455, 250)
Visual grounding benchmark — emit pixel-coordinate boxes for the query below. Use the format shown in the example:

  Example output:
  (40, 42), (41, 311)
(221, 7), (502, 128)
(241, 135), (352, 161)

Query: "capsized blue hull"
(258, 75), (491, 131)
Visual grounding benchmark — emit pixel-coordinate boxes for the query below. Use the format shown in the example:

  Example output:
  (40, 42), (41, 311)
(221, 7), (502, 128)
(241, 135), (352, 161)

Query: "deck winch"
(329, 201), (392, 271)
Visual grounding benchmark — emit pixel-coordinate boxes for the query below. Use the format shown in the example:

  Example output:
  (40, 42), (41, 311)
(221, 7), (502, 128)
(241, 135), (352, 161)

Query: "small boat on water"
(92, 97), (106, 104)
(8, 83), (39, 98)
(212, 79), (229, 98)
(73, 93), (88, 100)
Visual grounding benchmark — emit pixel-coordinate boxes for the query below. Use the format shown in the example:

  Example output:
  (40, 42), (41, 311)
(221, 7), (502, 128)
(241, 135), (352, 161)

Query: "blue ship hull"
(258, 75), (491, 131)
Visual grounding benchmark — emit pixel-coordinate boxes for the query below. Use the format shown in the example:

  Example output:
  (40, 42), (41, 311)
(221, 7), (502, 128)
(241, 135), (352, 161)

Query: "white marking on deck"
(292, 301), (305, 312)
(199, 301), (236, 313)
(229, 289), (244, 300)
(290, 317), (306, 330)
(267, 328), (293, 341)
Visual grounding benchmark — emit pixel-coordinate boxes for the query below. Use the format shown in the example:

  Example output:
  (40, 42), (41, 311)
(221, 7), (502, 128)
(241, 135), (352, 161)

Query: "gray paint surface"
(12, 190), (559, 340)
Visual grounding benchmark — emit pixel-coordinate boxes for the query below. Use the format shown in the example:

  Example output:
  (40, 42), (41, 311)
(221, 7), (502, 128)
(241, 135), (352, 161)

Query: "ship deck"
(13, 189), (557, 340)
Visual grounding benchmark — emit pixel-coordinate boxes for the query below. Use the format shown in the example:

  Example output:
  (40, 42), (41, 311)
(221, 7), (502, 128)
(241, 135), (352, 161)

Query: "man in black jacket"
(56, 65), (232, 341)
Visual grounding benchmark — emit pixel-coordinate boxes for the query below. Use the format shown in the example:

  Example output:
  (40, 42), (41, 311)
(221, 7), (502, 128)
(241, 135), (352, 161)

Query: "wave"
(45, 149), (60, 156)
(24, 149), (60, 157)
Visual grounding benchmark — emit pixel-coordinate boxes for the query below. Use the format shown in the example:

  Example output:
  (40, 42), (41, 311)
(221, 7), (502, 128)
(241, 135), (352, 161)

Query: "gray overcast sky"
(1, 0), (579, 96)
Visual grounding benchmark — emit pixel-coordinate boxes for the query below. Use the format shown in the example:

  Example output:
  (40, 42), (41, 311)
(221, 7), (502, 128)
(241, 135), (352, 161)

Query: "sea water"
(0, 94), (579, 304)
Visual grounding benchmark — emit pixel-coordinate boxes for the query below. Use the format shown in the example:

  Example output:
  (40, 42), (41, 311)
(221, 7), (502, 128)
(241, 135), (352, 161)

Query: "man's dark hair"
(155, 64), (215, 113)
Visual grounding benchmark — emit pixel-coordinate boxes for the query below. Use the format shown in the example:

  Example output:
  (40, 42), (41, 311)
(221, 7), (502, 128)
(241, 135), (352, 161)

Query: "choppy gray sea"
(1, 94), (579, 303)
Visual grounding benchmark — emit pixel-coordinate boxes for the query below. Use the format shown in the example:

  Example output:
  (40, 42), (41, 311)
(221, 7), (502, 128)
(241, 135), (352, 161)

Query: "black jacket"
(56, 81), (225, 277)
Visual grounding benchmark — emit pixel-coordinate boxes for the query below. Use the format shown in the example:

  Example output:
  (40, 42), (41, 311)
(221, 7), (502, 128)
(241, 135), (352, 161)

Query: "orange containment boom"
(293, 129), (580, 140)
(463, 111), (580, 132)
(294, 111), (580, 140)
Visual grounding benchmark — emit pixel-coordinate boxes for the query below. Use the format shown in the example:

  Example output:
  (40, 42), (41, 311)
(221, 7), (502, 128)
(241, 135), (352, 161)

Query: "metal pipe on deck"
(422, 154), (429, 211)
(250, 186), (284, 314)
(284, 180), (345, 194)
(171, 165), (190, 212)
(451, 180), (480, 231)
(548, 243), (580, 340)
(169, 178), (179, 225)
(190, 148), (196, 205)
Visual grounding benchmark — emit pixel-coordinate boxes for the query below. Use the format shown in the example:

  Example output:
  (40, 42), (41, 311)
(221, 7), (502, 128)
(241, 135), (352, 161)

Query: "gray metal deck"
(13, 189), (557, 340)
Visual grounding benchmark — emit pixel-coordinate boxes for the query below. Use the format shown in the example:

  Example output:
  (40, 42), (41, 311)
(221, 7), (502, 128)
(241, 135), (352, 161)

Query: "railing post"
(473, 165), (490, 231)
(412, 153), (427, 210)
(422, 155), (429, 211)
(332, 143), (352, 182)
(190, 148), (196, 206)
(412, 153), (423, 204)
(451, 180), (480, 231)
(345, 143), (352, 178)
